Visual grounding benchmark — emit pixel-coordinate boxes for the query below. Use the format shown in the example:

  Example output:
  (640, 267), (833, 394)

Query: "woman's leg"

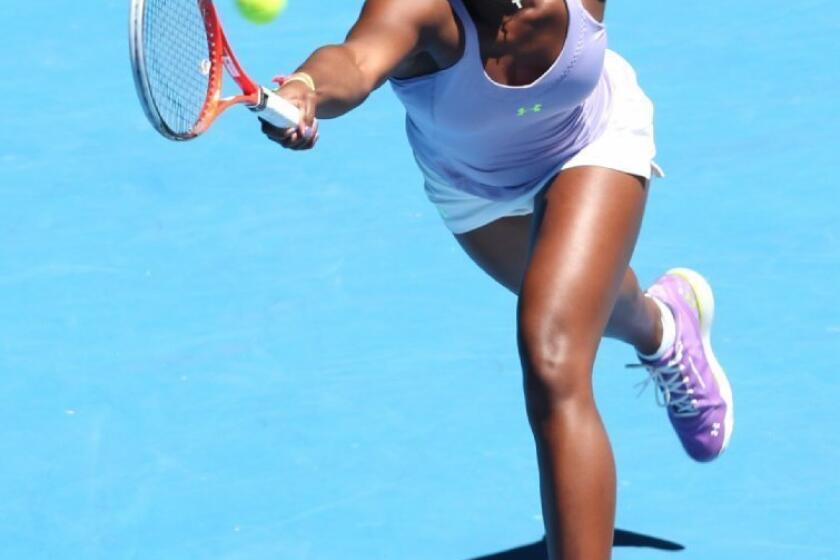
(455, 201), (661, 355)
(462, 166), (650, 559)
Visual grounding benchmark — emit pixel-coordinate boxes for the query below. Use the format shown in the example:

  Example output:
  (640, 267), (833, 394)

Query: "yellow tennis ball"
(235, 0), (287, 24)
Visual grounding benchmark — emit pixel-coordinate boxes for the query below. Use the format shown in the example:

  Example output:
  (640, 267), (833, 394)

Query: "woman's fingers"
(260, 120), (302, 150)
(260, 122), (318, 151)
(260, 119), (292, 147)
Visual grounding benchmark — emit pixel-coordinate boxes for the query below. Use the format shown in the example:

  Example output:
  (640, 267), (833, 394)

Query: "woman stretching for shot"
(261, 0), (735, 558)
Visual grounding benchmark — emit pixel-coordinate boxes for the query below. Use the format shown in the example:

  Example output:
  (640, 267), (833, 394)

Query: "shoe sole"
(667, 268), (735, 455)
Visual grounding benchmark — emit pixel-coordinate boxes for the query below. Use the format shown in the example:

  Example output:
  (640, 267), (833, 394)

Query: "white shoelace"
(627, 342), (700, 418)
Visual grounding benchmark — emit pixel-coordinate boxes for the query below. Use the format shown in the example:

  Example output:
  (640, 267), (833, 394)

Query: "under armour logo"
(517, 104), (543, 117)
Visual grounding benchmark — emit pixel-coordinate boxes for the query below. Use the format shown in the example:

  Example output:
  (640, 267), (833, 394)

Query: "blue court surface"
(1, 1), (838, 559)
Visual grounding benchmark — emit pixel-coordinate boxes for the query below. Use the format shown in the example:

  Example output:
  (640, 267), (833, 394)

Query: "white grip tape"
(254, 87), (300, 129)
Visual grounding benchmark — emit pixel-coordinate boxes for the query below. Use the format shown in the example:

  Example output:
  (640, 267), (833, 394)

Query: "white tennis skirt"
(416, 49), (665, 235)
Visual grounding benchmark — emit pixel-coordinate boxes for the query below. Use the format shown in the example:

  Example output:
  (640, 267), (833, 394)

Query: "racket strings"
(142, 0), (216, 136)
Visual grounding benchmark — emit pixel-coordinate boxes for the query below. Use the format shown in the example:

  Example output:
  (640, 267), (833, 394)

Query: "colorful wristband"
(274, 72), (316, 92)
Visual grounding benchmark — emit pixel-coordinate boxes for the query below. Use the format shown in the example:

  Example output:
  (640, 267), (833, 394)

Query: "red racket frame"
(193, 0), (267, 137)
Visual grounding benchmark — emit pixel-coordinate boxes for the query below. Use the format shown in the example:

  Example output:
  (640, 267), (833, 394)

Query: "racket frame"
(129, 0), (299, 141)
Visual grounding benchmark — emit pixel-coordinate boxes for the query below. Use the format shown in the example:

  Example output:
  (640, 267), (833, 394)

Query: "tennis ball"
(235, 0), (287, 24)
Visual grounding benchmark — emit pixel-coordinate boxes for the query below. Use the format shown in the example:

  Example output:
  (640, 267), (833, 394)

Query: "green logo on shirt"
(517, 104), (543, 117)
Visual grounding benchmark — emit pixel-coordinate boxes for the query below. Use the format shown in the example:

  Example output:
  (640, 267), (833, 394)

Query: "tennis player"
(261, 0), (734, 558)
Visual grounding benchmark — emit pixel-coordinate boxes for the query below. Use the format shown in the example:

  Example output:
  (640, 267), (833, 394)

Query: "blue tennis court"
(1, 1), (837, 558)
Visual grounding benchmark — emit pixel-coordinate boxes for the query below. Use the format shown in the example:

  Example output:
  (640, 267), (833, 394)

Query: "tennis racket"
(129, 0), (301, 141)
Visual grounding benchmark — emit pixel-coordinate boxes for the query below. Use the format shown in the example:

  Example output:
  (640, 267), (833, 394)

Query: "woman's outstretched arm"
(262, 0), (445, 149)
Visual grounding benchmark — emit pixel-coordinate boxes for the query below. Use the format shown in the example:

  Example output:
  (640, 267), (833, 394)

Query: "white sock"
(638, 295), (676, 361)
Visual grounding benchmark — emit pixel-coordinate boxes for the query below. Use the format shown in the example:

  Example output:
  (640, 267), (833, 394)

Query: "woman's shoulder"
(358, 0), (462, 81)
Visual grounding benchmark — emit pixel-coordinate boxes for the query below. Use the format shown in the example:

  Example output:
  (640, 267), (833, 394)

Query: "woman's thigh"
(454, 213), (533, 294)
(519, 166), (649, 363)
(455, 167), (648, 300)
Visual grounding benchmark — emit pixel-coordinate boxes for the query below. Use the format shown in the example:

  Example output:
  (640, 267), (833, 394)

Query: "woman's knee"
(517, 305), (598, 414)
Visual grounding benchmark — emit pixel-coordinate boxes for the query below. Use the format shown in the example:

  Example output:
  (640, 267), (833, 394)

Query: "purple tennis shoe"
(630, 268), (734, 462)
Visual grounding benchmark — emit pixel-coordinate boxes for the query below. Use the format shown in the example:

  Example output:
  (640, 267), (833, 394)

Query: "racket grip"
(250, 86), (301, 129)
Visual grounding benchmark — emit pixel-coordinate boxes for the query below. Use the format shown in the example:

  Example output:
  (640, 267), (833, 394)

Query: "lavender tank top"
(390, 0), (610, 201)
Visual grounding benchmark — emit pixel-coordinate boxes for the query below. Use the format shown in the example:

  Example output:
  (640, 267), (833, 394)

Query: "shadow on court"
(469, 530), (685, 559)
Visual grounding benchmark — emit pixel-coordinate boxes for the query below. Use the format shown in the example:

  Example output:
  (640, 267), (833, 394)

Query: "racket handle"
(250, 87), (301, 129)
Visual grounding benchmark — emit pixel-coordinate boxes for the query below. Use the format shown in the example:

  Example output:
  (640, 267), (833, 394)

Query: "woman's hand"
(260, 79), (319, 151)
